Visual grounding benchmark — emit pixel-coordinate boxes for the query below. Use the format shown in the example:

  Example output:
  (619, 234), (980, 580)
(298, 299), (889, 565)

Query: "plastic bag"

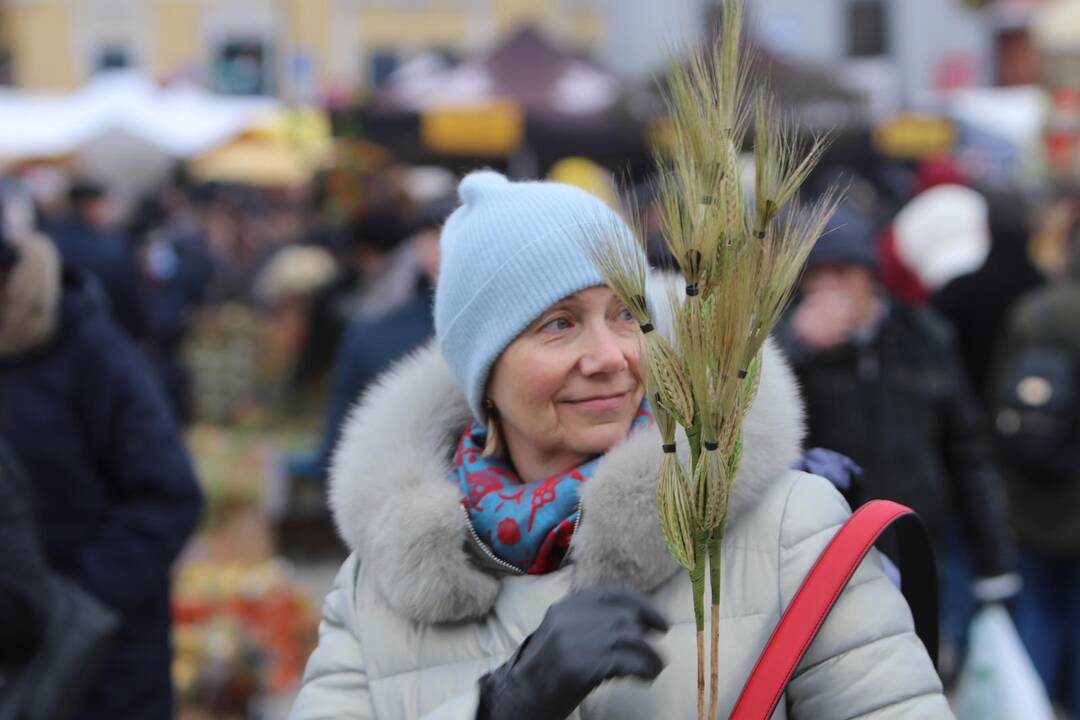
(951, 604), (1055, 720)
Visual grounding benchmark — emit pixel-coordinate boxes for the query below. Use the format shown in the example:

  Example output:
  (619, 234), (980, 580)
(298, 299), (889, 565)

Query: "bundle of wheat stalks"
(581, 2), (841, 717)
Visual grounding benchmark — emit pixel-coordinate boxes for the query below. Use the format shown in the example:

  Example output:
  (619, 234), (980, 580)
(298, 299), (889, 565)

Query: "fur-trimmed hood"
(330, 324), (805, 625)
(0, 232), (61, 359)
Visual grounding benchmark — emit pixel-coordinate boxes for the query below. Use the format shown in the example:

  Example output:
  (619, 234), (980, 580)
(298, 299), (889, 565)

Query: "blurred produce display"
(186, 305), (262, 426)
(174, 301), (332, 718)
(173, 557), (317, 718)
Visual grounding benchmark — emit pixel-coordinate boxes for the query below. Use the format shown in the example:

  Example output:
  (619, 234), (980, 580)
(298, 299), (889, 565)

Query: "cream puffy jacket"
(291, 337), (953, 719)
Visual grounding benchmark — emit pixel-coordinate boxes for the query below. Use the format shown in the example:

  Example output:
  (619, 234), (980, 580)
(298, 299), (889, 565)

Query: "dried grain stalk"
(580, 2), (840, 716)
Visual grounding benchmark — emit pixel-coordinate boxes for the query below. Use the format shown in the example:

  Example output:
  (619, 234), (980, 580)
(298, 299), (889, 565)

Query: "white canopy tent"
(0, 71), (278, 204)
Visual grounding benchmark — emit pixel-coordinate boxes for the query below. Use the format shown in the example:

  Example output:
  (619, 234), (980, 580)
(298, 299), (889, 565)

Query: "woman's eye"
(543, 317), (573, 332)
(618, 308), (635, 322)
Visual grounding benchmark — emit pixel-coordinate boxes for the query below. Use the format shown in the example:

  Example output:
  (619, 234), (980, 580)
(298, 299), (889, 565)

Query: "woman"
(292, 172), (951, 719)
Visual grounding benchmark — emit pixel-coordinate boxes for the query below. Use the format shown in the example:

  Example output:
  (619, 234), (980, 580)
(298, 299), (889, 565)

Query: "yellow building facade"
(0, 0), (605, 96)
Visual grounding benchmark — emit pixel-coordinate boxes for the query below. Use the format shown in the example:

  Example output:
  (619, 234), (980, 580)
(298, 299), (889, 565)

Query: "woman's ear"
(482, 399), (504, 458)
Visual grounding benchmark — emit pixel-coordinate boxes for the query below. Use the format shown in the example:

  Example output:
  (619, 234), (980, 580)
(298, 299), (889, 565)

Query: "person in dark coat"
(0, 422), (48, 665)
(990, 228), (1080, 713)
(776, 204), (1018, 676)
(45, 180), (148, 340)
(289, 207), (412, 398)
(933, 190), (1045, 404)
(312, 282), (435, 475)
(289, 197), (450, 483)
(129, 194), (214, 424)
(0, 242), (45, 665)
(0, 229), (203, 720)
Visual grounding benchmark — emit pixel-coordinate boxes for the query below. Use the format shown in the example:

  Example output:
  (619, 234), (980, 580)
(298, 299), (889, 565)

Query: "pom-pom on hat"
(435, 170), (629, 420)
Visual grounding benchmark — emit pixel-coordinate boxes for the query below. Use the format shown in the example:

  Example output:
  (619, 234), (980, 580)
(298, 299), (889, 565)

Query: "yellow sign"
(873, 114), (956, 159)
(420, 100), (524, 156)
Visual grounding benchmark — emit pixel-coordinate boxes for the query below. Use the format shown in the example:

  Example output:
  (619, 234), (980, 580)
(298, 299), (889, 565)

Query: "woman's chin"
(566, 420), (634, 455)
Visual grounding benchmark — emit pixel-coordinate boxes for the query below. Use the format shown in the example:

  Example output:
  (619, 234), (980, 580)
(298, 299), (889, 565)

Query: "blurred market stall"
(357, 26), (649, 177)
(188, 108), (334, 188)
(0, 71), (278, 208)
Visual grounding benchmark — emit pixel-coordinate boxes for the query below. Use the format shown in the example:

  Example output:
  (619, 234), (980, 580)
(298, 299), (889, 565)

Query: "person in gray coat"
(291, 172), (951, 719)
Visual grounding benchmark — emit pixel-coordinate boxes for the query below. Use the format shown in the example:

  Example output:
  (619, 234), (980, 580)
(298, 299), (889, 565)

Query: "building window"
(213, 39), (273, 96)
(0, 48), (12, 86)
(369, 50), (399, 89)
(848, 1), (888, 58)
(95, 45), (132, 72)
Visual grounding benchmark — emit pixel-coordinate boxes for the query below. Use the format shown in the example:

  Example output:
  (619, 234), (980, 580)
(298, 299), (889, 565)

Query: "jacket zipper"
(562, 499), (584, 568)
(460, 505), (525, 575)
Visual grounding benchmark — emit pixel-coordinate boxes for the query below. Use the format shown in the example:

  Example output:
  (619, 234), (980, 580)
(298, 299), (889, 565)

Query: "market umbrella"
(188, 108), (332, 188)
(188, 140), (317, 188)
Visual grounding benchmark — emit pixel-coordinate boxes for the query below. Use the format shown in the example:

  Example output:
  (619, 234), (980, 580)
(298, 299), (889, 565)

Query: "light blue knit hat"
(435, 170), (630, 421)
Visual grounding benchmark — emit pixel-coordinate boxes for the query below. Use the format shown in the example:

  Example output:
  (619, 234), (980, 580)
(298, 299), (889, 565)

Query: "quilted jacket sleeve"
(290, 555), (483, 720)
(779, 473), (955, 719)
(291, 555), (375, 720)
(418, 690), (482, 719)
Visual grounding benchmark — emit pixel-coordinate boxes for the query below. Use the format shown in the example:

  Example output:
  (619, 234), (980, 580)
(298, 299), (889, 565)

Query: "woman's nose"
(580, 325), (629, 376)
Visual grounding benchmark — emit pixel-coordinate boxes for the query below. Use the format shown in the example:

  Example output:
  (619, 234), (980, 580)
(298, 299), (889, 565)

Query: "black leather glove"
(477, 586), (669, 720)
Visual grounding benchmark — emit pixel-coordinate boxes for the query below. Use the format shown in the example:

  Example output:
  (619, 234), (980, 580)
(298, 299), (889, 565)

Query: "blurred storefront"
(747, 0), (1056, 119)
(357, 26), (649, 177)
(0, 0), (605, 102)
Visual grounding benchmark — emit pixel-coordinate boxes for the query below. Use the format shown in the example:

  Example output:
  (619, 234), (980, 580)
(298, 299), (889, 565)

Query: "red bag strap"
(730, 499), (937, 719)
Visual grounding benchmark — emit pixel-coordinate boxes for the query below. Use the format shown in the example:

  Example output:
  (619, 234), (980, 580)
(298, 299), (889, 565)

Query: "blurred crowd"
(0, 145), (1079, 717)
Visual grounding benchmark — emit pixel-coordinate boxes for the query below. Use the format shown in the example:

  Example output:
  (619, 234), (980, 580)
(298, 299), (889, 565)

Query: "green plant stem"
(686, 419), (702, 467)
(691, 535), (707, 720)
(708, 523), (725, 720)
(686, 416), (705, 719)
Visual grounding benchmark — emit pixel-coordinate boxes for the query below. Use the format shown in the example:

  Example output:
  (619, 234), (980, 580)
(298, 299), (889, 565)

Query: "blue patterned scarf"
(457, 403), (652, 574)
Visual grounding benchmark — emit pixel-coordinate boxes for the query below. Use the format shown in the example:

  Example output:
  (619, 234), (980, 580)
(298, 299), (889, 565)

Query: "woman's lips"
(565, 392), (628, 412)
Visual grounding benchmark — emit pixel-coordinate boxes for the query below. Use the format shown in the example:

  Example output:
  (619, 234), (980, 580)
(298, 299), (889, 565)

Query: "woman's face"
(487, 286), (645, 465)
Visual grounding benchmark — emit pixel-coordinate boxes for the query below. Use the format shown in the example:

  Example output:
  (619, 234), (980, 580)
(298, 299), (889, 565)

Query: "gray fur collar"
(330, 332), (805, 625)
(0, 232), (61, 359)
